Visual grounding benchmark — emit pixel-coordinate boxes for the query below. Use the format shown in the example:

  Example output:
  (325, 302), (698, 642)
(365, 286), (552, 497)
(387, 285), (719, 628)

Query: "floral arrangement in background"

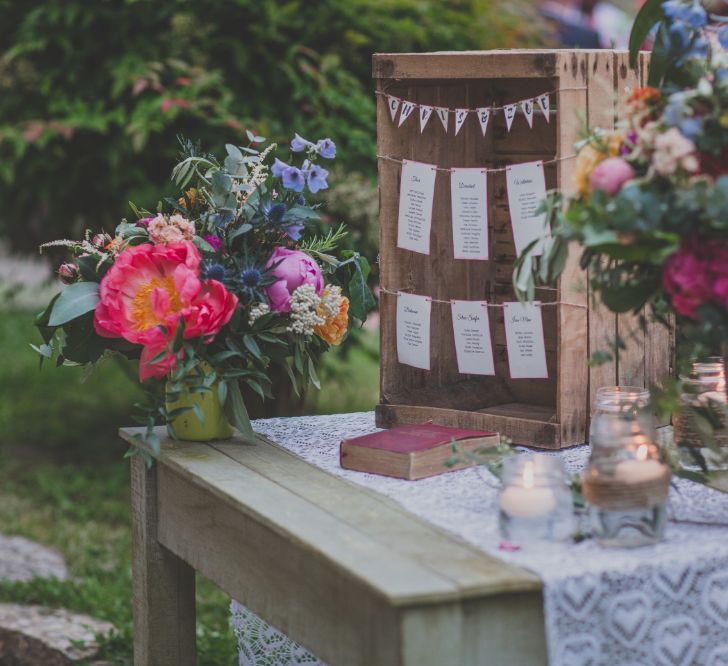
(512, 0), (728, 470)
(515, 0), (728, 366)
(34, 132), (375, 457)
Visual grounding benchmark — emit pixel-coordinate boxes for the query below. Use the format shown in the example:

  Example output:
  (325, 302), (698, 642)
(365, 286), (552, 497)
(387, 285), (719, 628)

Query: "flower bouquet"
(34, 133), (375, 458)
(513, 1), (728, 470)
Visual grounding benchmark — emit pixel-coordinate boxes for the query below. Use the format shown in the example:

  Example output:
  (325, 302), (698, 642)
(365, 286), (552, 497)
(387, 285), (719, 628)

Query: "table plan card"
(397, 160), (437, 255)
(506, 160), (549, 256)
(396, 293), (432, 370)
(451, 168), (489, 260)
(450, 300), (495, 376)
(503, 301), (548, 379)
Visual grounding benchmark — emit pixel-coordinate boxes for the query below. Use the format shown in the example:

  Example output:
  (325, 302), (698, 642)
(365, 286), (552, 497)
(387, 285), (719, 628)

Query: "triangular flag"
(435, 107), (449, 132)
(504, 104), (517, 132)
(522, 99), (534, 128)
(454, 109), (468, 136)
(419, 105), (433, 133)
(537, 94), (550, 123)
(398, 101), (416, 127)
(387, 95), (400, 123)
(476, 108), (491, 136)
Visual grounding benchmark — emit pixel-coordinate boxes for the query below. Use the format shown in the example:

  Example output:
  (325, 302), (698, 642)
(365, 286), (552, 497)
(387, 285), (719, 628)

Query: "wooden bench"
(121, 427), (546, 666)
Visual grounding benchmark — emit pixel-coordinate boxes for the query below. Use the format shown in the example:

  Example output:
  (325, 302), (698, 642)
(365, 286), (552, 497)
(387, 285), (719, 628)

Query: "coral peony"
(265, 247), (324, 313)
(589, 158), (636, 195)
(94, 241), (237, 380)
(315, 296), (349, 346)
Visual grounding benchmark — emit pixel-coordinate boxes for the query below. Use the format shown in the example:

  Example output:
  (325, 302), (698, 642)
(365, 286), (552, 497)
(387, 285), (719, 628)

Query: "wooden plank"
(586, 51), (619, 422)
(638, 51), (673, 423)
(555, 51), (590, 446)
(210, 435), (541, 596)
(614, 51), (646, 388)
(376, 404), (559, 448)
(373, 51), (560, 80)
(130, 456), (196, 666)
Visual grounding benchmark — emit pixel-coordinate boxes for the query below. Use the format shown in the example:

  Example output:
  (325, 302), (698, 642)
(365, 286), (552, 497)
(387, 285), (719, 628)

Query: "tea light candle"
(499, 460), (556, 518)
(614, 442), (667, 484)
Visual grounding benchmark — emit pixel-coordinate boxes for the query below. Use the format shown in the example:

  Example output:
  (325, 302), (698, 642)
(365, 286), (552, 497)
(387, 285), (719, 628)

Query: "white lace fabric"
(231, 412), (728, 666)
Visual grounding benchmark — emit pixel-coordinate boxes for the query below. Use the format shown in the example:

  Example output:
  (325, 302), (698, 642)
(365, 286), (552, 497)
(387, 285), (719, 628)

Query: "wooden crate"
(373, 50), (672, 449)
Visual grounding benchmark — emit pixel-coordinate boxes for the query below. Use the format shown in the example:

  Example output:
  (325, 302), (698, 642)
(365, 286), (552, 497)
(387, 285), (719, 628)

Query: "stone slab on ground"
(0, 534), (68, 582)
(0, 604), (114, 665)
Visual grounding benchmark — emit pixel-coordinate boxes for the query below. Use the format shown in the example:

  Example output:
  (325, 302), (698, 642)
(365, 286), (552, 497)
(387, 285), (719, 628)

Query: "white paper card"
(397, 159), (437, 255)
(476, 107), (491, 136)
(503, 302), (548, 379)
(398, 101), (416, 127)
(522, 99), (534, 128)
(396, 293), (431, 370)
(451, 300), (495, 375)
(506, 160), (549, 256)
(387, 95), (400, 123)
(454, 109), (468, 136)
(537, 94), (550, 122)
(504, 104), (517, 132)
(419, 105), (433, 133)
(436, 107), (449, 132)
(450, 168), (488, 260)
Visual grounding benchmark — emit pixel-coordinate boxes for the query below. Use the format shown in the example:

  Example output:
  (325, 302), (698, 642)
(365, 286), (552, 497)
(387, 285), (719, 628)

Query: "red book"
(340, 422), (500, 480)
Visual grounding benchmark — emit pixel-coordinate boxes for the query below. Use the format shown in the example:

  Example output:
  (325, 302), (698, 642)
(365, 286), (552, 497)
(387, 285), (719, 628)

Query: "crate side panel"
(555, 51), (590, 446)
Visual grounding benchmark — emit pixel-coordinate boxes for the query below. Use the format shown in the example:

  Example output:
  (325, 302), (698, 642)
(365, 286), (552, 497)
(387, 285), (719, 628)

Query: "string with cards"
(382, 287), (585, 378)
(378, 86), (585, 135)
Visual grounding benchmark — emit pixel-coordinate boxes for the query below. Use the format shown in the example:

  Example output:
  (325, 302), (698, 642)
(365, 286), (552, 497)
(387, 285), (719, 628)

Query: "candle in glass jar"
(499, 460), (556, 518)
(614, 443), (667, 484)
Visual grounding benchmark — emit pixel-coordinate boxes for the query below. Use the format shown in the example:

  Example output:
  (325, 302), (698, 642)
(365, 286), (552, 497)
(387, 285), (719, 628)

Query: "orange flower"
(178, 187), (199, 209)
(628, 86), (661, 106)
(315, 297), (349, 346)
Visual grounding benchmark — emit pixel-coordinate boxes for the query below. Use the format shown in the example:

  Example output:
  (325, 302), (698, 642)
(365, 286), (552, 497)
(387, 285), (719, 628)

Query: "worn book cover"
(340, 423), (499, 480)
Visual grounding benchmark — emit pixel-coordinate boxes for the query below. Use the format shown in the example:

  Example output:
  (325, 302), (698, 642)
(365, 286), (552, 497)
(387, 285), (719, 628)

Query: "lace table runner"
(231, 412), (728, 666)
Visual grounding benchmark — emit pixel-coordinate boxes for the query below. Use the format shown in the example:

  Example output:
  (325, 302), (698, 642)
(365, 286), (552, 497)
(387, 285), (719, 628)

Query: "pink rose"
(265, 247), (324, 313)
(589, 158), (635, 195)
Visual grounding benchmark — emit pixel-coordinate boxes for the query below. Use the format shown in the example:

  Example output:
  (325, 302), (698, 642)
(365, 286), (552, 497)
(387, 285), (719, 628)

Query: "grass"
(0, 307), (379, 664)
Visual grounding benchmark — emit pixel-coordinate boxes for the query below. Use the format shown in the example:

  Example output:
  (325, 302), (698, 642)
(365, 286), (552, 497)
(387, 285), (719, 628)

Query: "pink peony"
(94, 241), (238, 381)
(265, 247), (324, 313)
(663, 237), (728, 319)
(589, 158), (636, 195)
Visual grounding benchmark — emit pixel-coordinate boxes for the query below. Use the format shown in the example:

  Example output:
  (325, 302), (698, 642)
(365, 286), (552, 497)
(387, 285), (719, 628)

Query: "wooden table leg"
(131, 456), (197, 666)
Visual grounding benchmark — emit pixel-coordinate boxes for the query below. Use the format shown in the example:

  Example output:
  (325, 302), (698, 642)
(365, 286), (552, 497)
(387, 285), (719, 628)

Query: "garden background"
(0, 1), (553, 662)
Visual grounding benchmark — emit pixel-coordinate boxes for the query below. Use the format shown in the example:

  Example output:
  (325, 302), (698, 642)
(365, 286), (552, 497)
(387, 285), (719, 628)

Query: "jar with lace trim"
(675, 357), (728, 469)
(583, 387), (670, 548)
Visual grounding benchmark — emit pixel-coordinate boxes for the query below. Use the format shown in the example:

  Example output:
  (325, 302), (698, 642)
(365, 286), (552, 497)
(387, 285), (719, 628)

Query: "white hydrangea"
(319, 285), (343, 318)
(248, 302), (270, 325)
(287, 284), (325, 336)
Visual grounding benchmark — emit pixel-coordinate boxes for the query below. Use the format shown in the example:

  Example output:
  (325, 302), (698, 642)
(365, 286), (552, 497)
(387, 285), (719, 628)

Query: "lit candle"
(499, 460), (556, 518)
(614, 443), (667, 484)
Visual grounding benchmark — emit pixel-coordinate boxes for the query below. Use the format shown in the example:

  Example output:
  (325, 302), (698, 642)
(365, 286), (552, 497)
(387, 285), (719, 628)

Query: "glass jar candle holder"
(585, 386), (670, 548)
(675, 357), (728, 469)
(498, 454), (574, 544)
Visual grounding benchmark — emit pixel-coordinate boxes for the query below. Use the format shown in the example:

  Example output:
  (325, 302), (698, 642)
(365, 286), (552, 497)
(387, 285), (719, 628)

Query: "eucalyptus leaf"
(48, 282), (100, 326)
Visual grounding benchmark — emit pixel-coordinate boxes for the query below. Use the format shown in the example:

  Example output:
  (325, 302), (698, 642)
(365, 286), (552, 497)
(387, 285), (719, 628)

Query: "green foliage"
(0, 0), (547, 254)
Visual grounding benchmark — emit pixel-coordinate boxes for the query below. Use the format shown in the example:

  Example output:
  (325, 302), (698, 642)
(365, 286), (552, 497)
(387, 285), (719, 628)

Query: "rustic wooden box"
(373, 50), (672, 449)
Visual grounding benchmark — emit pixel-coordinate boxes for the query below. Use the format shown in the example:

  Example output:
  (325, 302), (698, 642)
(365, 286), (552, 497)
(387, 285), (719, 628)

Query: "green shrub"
(0, 0), (547, 254)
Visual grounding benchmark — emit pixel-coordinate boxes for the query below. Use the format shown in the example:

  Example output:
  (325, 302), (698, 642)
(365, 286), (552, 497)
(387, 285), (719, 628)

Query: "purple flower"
(306, 164), (329, 193)
(286, 223), (304, 241)
(720, 26), (728, 50)
(316, 138), (336, 159)
(290, 133), (310, 152)
(271, 158), (289, 178)
(203, 234), (222, 251)
(137, 217), (154, 228)
(282, 166), (306, 192)
(679, 117), (703, 140)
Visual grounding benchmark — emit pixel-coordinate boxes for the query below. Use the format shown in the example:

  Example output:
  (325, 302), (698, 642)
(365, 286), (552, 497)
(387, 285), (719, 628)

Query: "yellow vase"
(165, 375), (234, 442)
